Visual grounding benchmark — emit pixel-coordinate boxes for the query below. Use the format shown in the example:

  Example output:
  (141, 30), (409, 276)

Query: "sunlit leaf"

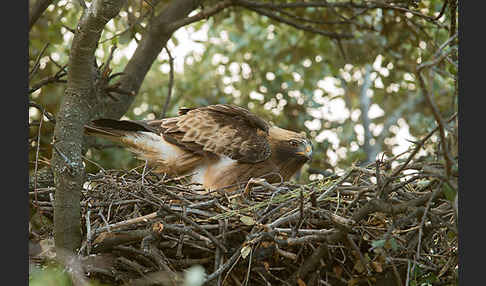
(241, 245), (251, 259)
(240, 215), (255, 226)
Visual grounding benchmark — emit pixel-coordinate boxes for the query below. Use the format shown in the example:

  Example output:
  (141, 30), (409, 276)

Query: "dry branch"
(30, 141), (458, 285)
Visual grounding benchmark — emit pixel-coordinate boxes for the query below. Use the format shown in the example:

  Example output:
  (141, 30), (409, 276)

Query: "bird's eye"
(289, 140), (299, 147)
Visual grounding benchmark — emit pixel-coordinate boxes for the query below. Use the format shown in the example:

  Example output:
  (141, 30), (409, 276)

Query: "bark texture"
(52, 0), (127, 262)
(52, 0), (202, 262)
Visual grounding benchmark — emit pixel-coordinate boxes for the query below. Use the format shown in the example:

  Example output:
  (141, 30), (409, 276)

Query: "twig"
(29, 71), (68, 94)
(234, 0), (446, 26)
(265, 209), (299, 229)
(85, 208), (92, 254)
(243, 5), (353, 39)
(116, 257), (146, 276)
(417, 45), (456, 71)
(98, 209), (110, 230)
(157, 204), (228, 253)
(29, 102), (56, 123)
(257, 199), (295, 224)
(274, 228), (334, 236)
(34, 114), (44, 226)
(415, 72), (454, 178)
(81, 154), (105, 172)
(292, 188), (305, 237)
(205, 245), (244, 283)
(243, 246), (253, 286)
(406, 259), (411, 286)
(166, 0), (234, 32)
(28, 187), (56, 196)
(215, 220), (224, 285)
(412, 187), (441, 277)
(142, 233), (175, 275)
(141, 160), (148, 186)
(32, 114), (44, 214)
(94, 211), (159, 235)
(29, 43), (50, 80)
(175, 206), (186, 258)
(289, 231), (344, 283)
(317, 167), (355, 201)
(61, 24), (76, 34)
(160, 46), (174, 119)
(274, 6), (374, 31)
(379, 113), (457, 193)
(346, 234), (370, 275)
(101, 45), (117, 80)
(433, 0), (449, 21)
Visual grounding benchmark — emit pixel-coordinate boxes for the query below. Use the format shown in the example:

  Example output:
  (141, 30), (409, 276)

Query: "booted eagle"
(85, 104), (312, 191)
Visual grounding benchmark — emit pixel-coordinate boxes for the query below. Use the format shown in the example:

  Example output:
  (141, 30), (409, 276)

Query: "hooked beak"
(296, 141), (313, 160)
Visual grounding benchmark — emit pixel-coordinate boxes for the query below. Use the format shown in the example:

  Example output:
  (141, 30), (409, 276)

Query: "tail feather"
(85, 118), (158, 140)
(85, 118), (194, 173)
(84, 124), (122, 138)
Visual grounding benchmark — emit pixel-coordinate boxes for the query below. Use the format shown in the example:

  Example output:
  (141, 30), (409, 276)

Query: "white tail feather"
(121, 132), (185, 164)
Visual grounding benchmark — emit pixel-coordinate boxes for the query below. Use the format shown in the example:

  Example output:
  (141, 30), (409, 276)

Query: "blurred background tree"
(29, 0), (458, 264)
(29, 0), (458, 180)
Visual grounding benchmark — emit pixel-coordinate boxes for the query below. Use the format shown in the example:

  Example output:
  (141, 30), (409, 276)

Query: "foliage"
(30, 265), (72, 286)
(29, 0), (457, 183)
(28, 0), (458, 284)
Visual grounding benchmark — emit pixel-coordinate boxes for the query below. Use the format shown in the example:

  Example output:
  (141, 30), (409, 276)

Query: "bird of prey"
(85, 104), (312, 191)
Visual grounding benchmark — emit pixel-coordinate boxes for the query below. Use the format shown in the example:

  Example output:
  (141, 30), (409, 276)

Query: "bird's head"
(268, 127), (313, 161)
(292, 138), (313, 161)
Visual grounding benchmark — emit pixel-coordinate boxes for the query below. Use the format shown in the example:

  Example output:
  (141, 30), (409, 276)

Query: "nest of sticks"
(29, 150), (458, 286)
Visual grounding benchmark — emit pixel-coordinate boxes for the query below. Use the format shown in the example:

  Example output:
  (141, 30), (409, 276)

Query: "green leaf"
(388, 238), (399, 251)
(416, 179), (431, 189)
(371, 238), (398, 251)
(241, 245), (251, 259)
(371, 239), (386, 249)
(30, 266), (71, 286)
(240, 216), (255, 226)
(442, 182), (456, 202)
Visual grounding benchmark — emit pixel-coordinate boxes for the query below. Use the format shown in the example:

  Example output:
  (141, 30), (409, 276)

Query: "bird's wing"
(151, 104), (272, 163)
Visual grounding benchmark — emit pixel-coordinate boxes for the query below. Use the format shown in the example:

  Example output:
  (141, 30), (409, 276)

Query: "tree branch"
(379, 113), (457, 194)
(240, 5), (353, 39)
(416, 72), (454, 178)
(415, 35), (458, 179)
(29, 65), (67, 94)
(167, 0), (234, 32)
(99, 0), (203, 120)
(160, 46), (174, 119)
(29, 43), (50, 80)
(359, 64), (373, 164)
(29, 0), (56, 31)
(233, 0), (447, 27)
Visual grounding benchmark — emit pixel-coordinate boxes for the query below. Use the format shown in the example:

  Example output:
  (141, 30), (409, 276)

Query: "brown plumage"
(85, 104), (312, 191)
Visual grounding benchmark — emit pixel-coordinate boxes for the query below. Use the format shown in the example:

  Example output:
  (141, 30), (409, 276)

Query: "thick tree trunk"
(52, 0), (127, 263)
(51, 0), (202, 263)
